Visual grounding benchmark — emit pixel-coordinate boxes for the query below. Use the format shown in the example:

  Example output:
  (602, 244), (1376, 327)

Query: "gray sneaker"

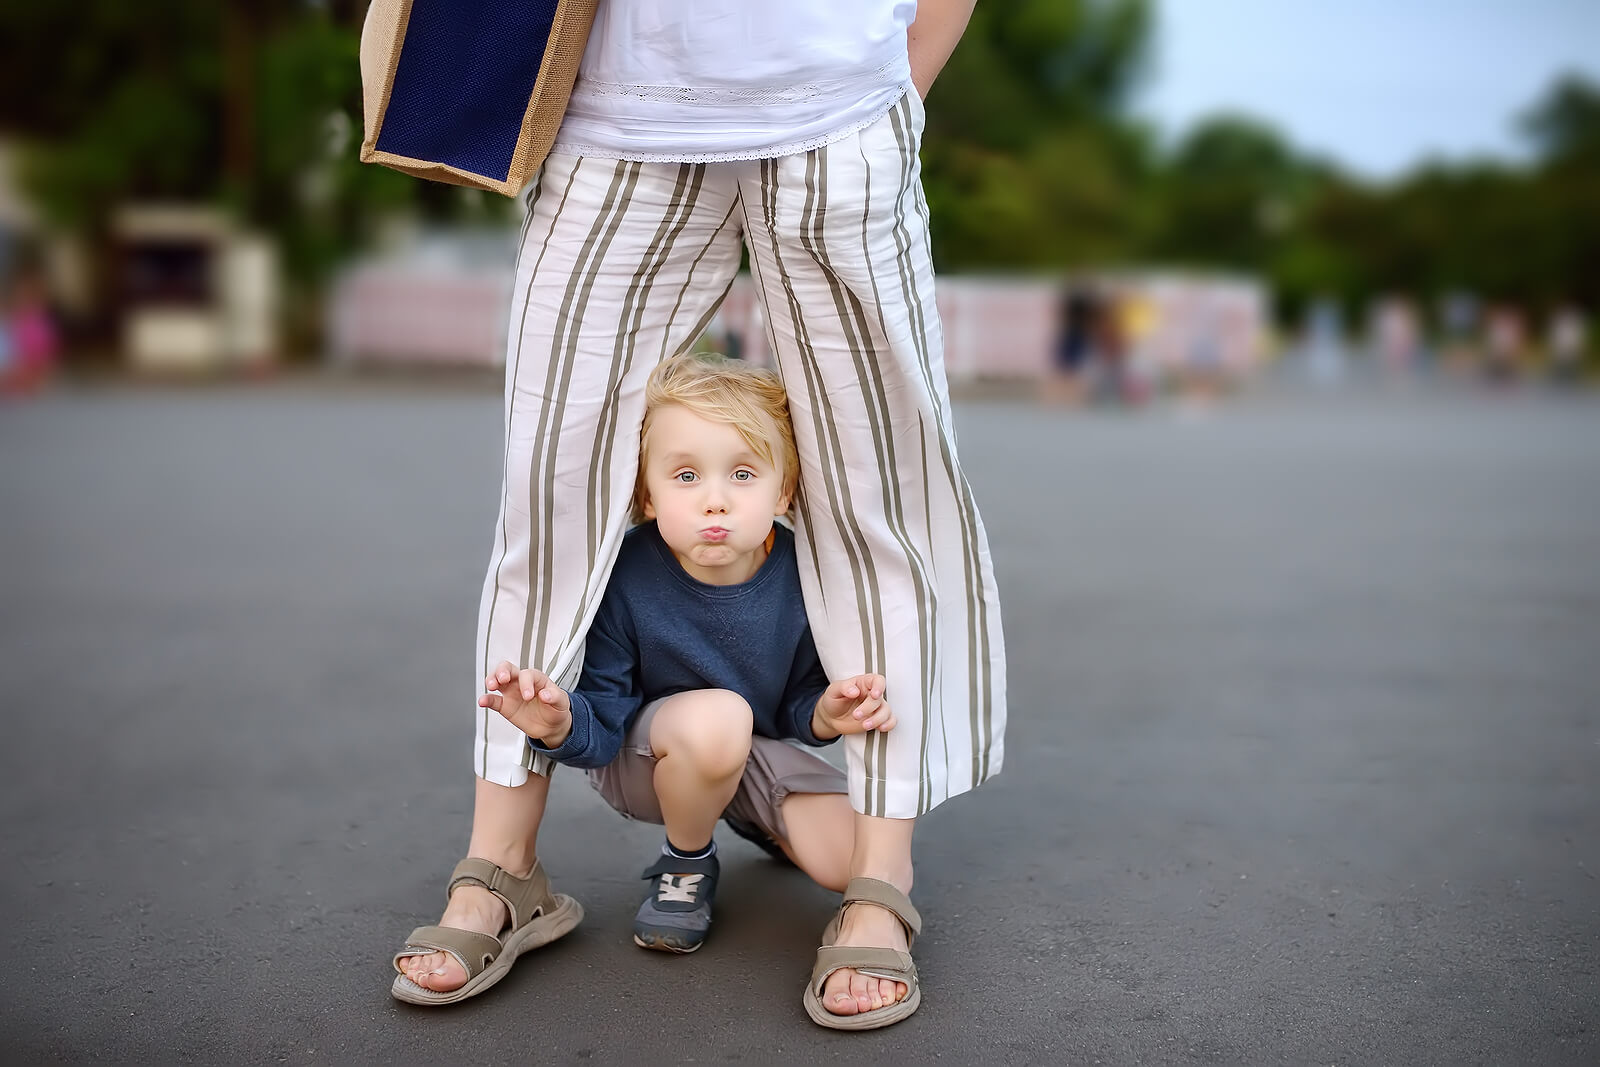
(633, 851), (720, 954)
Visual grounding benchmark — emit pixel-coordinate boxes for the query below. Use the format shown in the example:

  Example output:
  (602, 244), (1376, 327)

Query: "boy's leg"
(636, 690), (755, 952)
(647, 690), (755, 849)
(403, 154), (744, 991)
(716, 733), (851, 892)
(737, 90), (1007, 1016)
(767, 793), (852, 890)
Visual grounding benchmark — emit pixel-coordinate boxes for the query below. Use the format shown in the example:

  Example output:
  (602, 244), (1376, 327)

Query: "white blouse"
(552, 0), (917, 162)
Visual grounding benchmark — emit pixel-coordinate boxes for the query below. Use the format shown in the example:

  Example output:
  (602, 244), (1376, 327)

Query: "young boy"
(478, 353), (901, 962)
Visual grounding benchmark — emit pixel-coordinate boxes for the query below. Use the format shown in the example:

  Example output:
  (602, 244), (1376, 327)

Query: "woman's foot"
(394, 878), (513, 992)
(820, 899), (911, 1015)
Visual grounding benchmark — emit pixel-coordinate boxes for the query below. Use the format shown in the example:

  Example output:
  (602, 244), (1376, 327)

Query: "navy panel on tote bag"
(377, 0), (562, 182)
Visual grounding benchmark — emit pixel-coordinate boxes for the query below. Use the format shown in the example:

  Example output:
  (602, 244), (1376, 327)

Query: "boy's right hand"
(478, 661), (573, 748)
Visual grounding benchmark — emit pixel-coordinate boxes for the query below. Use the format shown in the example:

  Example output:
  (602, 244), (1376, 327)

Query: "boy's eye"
(732, 469), (754, 482)
(674, 471), (697, 483)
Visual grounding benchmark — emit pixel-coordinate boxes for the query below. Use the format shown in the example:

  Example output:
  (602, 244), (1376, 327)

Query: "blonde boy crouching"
(479, 354), (906, 1006)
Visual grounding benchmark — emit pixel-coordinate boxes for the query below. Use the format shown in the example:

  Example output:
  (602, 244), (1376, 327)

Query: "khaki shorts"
(587, 696), (847, 843)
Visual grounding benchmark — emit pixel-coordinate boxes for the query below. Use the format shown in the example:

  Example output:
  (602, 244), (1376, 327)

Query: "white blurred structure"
(329, 230), (515, 367)
(114, 205), (280, 371)
(328, 233), (1269, 387)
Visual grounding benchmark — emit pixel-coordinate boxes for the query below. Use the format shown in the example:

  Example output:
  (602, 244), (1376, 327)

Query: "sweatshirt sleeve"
(529, 594), (642, 769)
(781, 627), (834, 747)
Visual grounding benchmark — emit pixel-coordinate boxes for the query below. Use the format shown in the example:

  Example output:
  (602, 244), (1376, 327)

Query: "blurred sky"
(1137, 0), (1600, 179)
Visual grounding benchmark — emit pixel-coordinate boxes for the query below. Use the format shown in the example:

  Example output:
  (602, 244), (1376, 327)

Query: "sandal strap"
(840, 877), (922, 939)
(448, 857), (554, 931)
(810, 945), (917, 994)
(394, 925), (501, 980)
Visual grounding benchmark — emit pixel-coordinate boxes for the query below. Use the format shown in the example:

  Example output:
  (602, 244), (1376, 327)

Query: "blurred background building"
(0, 0), (1596, 394)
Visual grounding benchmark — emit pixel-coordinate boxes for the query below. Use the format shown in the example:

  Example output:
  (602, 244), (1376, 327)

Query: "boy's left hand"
(812, 673), (897, 740)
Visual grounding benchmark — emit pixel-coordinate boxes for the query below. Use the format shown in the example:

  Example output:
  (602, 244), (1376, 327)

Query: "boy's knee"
(654, 690), (753, 776)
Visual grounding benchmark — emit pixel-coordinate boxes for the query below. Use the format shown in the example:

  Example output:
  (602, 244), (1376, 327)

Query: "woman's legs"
(738, 90), (1007, 1018)
(397, 154), (744, 992)
(396, 774), (551, 990)
(775, 796), (909, 1012)
(828, 814), (917, 1014)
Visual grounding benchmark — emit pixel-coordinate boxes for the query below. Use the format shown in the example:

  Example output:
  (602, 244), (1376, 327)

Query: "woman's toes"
(399, 950), (466, 991)
(851, 970), (880, 1011)
(822, 969), (910, 1014)
(826, 979), (859, 1014)
(421, 960), (466, 991)
(823, 971), (860, 1015)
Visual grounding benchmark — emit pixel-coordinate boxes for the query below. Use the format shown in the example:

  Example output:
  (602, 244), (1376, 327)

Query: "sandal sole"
(391, 892), (584, 1006)
(803, 984), (920, 1030)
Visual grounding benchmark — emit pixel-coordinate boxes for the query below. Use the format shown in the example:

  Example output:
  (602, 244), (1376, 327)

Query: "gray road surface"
(2, 379), (1596, 1064)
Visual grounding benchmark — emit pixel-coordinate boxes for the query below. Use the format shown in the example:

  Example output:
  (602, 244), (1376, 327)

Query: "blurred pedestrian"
(0, 291), (14, 387)
(1303, 297), (1348, 387)
(1439, 290), (1480, 376)
(1483, 305), (1526, 385)
(0, 270), (58, 393)
(1373, 296), (1421, 380)
(1045, 282), (1097, 406)
(1090, 288), (1141, 406)
(1546, 304), (1588, 385)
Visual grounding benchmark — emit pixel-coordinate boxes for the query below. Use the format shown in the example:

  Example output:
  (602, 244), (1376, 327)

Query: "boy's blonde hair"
(633, 353), (800, 524)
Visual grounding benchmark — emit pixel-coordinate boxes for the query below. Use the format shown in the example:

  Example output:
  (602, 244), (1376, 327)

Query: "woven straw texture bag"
(359, 0), (599, 197)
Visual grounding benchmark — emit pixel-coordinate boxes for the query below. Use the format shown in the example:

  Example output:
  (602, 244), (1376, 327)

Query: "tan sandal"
(391, 857), (583, 1006)
(803, 877), (923, 1030)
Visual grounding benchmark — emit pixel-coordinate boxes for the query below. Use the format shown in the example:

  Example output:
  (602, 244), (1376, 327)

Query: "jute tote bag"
(359, 0), (599, 197)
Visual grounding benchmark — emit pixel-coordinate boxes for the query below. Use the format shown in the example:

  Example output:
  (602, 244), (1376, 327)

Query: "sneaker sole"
(633, 931), (706, 954)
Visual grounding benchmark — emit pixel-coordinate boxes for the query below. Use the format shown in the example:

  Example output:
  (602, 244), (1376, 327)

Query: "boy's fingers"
(479, 692), (502, 712)
(518, 669), (540, 699)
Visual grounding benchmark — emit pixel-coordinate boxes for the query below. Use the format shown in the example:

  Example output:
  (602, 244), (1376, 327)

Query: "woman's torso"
(553, 0), (917, 162)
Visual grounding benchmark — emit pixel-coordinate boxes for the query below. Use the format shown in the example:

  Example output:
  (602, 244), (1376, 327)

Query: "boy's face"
(641, 404), (793, 586)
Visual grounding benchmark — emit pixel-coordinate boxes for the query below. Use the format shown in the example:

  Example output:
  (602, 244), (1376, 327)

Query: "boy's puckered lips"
(699, 526), (730, 541)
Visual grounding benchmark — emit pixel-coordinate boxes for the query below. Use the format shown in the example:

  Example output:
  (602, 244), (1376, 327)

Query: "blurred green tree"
(1522, 73), (1600, 168)
(1519, 75), (1600, 312)
(1, 0), (1593, 344)
(1149, 115), (1305, 270)
(0, 0), (504, 348)
(1266, 75), (1600, 322)
(923, 0), (1155, 270)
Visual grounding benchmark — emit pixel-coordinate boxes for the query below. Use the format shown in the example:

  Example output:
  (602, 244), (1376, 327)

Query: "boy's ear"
(642, 496), (656, 520)
(773, 487), (793, 516)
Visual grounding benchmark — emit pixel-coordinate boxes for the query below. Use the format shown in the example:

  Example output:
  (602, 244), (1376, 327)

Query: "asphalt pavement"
(2, 375), (1595, 1064)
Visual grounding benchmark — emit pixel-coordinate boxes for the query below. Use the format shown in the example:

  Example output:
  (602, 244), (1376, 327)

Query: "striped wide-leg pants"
(474, 90), (1006, 819)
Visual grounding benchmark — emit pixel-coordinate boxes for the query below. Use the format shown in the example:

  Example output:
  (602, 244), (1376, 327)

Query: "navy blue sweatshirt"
(530, 521), (833, 769)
